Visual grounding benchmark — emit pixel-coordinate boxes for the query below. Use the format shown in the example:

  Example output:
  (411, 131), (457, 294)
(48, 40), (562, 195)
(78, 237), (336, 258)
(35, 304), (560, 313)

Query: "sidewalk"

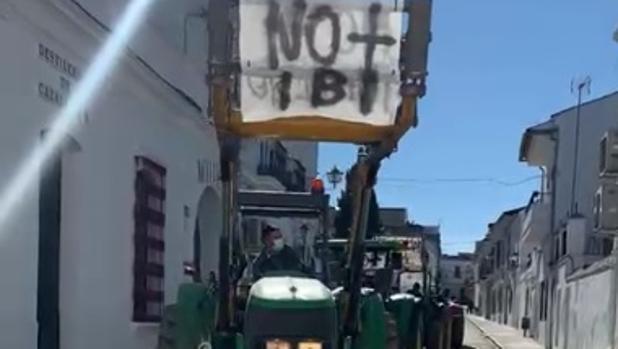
(467, 315), (543, 349)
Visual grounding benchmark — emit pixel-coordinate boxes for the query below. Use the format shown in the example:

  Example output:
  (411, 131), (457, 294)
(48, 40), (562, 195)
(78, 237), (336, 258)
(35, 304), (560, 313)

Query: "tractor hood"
(248, 276), (335, 309)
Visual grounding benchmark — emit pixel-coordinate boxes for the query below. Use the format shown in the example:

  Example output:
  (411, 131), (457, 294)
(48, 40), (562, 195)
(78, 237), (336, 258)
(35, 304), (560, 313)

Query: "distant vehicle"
(320, 236), (425, 294)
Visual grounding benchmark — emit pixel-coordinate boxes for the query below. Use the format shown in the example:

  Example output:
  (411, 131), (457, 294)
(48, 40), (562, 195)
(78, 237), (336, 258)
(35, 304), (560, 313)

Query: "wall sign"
(240, 0), (403, 126)
(38, 43), (81, 79)
(197, 159), (218, 185)
(38, 82), (65, 106)
(36, 43), (80, 107)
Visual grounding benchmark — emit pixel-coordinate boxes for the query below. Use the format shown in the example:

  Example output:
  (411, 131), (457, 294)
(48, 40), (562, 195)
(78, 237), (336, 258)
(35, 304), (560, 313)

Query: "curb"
(466, 316), (505, 349)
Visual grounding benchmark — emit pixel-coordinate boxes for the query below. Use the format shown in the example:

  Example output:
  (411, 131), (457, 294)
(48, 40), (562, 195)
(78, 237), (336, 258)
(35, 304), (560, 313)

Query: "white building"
(474, 208), (524, 327)
(521, 93), (618, 274)
(440, 253), (474, 302)
(518, 91), (618, 349)
(0, 1), (317, 349)
(0, 1), (220, 348)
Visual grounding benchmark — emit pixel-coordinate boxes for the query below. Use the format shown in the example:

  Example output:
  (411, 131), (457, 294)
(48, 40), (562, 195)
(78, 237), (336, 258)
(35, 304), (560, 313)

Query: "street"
(0, 0), (614, 348)
(463, 318), (499, 349)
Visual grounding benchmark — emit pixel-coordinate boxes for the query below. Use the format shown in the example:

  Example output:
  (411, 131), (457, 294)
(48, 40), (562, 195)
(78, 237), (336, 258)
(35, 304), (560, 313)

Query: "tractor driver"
(253, 224), (307, 280)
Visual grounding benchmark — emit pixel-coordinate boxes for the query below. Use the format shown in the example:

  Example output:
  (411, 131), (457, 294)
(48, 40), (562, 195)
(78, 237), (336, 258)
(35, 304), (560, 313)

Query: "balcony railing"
(257, 141), (307, 192)
(585, 235), (613, 257)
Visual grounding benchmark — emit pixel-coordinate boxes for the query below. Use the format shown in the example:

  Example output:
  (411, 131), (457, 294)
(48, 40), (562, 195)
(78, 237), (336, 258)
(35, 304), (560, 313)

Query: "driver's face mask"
(273, 237), (284, 251)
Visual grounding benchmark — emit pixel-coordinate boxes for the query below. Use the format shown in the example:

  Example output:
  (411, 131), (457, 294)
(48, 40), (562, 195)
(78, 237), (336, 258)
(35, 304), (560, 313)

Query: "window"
(561, 230), (567, 256)
(603, 237), (614, 256)
(259, 141), (269, 166)
(554, 236), (560, 261)
(524, 288), (530, 316)
(133, 157), (166, 322)
(539, 281), (545, 320)
(454, 266), (461, 279)
(539, 280), (548, 321)
(594, 191), (601, 229)
(600, 136), (608, 174)
(242, 219), (261, 253)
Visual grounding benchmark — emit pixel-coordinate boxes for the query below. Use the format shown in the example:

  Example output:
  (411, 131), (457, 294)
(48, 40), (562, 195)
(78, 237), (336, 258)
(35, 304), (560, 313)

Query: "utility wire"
(441, 240), (481, 246)
(377, 175), (541, 187)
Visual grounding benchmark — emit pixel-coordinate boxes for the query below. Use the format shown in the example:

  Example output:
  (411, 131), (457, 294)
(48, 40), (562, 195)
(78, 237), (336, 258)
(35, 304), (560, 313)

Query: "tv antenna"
(569, 75), (592, 215)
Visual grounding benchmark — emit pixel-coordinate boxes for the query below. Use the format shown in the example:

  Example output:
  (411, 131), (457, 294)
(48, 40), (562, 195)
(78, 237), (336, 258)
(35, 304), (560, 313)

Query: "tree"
(334, 171), (382, 239)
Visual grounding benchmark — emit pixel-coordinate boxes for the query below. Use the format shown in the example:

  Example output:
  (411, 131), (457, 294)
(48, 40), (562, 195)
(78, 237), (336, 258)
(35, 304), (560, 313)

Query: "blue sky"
(318, 0), (618, 254)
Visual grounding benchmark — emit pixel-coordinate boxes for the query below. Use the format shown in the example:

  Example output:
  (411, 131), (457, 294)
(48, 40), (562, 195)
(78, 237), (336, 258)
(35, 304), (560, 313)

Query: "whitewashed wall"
(552, 93), (618, 259)
(0, 1), (220, 348)
(0, 6), (42, 347)
(440, 257), (474, 298)
(554, 262), (614, 349)
(59, 63), (220, 349)
(72, 0), (211, 108)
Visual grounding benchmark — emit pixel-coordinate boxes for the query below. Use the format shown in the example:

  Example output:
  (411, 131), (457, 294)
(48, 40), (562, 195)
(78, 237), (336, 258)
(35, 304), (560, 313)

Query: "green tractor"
(158, 0), (433, 347)
(323, 237), (428, 349)
(158, 189), (399, 349)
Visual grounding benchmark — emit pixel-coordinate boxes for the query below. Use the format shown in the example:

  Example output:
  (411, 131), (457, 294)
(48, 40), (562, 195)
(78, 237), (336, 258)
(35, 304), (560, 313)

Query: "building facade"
(440, 253), (475, 303)
(474, 208), (524, 327)
(0, 1), (219, 348)
(379, 207), (442, 292)
(517, 92), (618, 349)
(474, 91), (618, 349)
(0, 1), (318, 349)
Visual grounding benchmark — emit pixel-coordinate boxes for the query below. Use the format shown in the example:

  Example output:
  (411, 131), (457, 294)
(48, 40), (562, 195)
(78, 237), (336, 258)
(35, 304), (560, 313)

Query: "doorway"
(193, 187), (222, 282)
(37, 153), (62, 349)
(36, 133), (79, 349)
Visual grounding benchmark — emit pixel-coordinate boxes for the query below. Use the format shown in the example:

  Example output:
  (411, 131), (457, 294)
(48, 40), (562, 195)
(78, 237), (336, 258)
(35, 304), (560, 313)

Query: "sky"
(318, 0), (618, 254)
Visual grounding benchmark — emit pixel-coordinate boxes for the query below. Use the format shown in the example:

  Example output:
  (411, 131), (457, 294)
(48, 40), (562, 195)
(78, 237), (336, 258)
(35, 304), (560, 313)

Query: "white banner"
(240, 0), (403, 126)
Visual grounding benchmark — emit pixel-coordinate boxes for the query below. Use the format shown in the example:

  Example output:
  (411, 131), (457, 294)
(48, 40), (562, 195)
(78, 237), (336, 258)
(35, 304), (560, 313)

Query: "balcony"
(584, 235), (613, 258)
(478, 257), (495, 280)
(257, 140), (307, 192)
(285, 159), (307, 192)
(521, 193), (551, 246)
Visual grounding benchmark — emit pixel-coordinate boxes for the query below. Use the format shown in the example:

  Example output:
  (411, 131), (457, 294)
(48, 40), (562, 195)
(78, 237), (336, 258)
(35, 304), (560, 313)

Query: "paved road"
(463, 318), (499, 349)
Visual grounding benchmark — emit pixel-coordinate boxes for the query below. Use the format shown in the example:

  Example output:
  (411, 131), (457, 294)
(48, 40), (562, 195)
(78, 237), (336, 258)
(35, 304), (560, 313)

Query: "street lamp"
(326, 165), (344, 189)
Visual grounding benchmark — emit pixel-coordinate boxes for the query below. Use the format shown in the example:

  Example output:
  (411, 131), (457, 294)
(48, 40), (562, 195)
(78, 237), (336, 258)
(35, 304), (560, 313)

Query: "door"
(37, 154), (62, 349)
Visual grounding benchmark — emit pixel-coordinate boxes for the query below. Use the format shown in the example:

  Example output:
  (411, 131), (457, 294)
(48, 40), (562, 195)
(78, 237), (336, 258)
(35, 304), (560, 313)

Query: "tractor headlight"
(299, 342), (322, 349)
(266, 339), (291, 349)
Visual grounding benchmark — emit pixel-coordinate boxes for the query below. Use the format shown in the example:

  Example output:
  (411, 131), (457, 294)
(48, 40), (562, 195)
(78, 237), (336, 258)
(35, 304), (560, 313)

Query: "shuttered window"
(133, 157), (166, 322)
